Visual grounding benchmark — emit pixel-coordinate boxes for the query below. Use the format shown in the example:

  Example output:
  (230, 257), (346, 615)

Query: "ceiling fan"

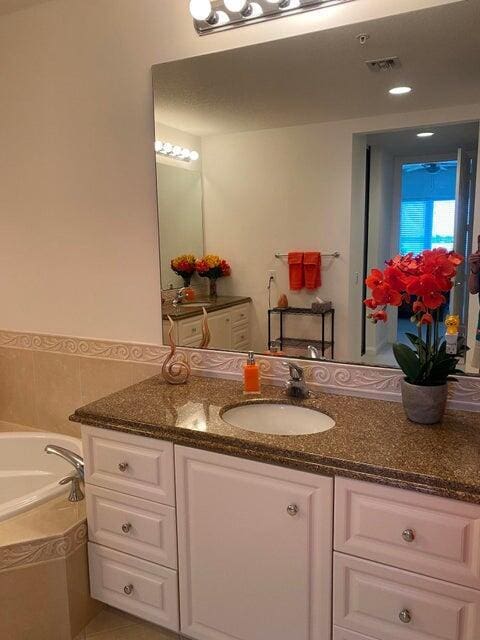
(404, 161), (456, 174)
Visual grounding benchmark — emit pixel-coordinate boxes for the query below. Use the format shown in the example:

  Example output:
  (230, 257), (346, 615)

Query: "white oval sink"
(221, 403), (335, 436)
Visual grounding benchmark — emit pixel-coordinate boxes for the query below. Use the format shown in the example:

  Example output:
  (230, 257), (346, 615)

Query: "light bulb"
(154, 141), (163, 153)
(189, 0), (214, 21)
(180, 147), (191, 159)
(224, 0), (250, 13)
(172, 145), (182, 156)
(389, 86), (412, 95)
(189, 150), (200, 161)
(163, 142), (173, 154)
(417, 132), (434, 138)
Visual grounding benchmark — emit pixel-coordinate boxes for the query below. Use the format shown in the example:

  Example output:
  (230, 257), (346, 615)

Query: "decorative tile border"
(0, 521), (87, 571)
(1, 329), (479, 412)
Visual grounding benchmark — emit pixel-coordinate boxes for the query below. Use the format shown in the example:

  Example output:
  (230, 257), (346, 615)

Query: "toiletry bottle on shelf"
(244, 351), (261, 395)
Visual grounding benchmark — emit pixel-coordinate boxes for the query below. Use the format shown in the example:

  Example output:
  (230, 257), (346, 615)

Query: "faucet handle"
(282, 361), (304, 381)
(59, 473), (85, 502)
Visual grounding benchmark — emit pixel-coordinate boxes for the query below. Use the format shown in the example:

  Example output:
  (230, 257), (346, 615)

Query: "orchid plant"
(364, 248), (467, 386)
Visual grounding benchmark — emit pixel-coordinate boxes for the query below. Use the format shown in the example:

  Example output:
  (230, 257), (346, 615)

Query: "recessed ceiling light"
(389, 86), (412, 95)
(417, 132), (435, 138)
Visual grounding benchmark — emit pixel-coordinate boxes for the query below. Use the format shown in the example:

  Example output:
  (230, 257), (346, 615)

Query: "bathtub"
(0, 431), (82, 522)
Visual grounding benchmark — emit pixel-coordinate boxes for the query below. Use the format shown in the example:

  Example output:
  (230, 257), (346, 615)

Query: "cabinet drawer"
(86, 485), (177, 568)
(232, 324), (249, 349)
(334, 478), (480, 588)
(334, 553), (480, 640)
(178, 317), (202, 342)
(334, 629), (377, 640)
(82, 426), (175, 505)
(88, 542), (179, 631)
(180, 334), (203, 348)
(231, 304), (249, 326)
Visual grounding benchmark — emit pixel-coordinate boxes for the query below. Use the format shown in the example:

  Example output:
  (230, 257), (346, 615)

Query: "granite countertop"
(162, 296), (251, 320)
(71, 375), (480, 504)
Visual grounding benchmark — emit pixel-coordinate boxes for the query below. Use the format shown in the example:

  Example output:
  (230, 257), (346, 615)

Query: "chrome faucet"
(283, 362), (311, 399)
(307, 345), (327, 361)
(172, 287), (187, 306)
(45, 445), (85, 502)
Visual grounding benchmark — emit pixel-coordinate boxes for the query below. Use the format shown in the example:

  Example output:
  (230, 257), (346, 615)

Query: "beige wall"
(0, 0), (463, 344)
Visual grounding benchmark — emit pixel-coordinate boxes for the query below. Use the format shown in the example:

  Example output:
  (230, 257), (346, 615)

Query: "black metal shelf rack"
(267, 307), (335, 358)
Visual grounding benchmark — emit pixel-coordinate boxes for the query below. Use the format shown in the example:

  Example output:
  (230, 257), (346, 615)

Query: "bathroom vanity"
(73, 374), (480, 640)
(162, 297), (251, 350)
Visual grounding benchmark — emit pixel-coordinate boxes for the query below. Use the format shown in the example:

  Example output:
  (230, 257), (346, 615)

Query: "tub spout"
(45, 445), (84, 480)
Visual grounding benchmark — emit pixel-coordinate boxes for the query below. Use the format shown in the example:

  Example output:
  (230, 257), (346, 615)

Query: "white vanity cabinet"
(164, 302), (250, 350)
(174, 446), (333, 640)
(82, 425), (480, 640)
(333, 478), (480, 640)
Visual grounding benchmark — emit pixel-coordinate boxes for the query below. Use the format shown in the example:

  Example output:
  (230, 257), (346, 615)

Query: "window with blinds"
(399, 162), (457, 254)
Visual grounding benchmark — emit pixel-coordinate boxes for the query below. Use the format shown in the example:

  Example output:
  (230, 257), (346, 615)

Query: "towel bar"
(274, 251), (340, 259)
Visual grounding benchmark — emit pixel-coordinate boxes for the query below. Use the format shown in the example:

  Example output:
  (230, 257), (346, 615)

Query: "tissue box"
(311, 301), (332, 313)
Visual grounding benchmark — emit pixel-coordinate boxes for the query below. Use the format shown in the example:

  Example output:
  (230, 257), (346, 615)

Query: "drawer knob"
(118, 462), (129, 472)
(402, 528), (415, 543)
(399, 609), (412, 624)
(287, 504), (299, 517)
(123, 584), (134, 596)
(122, 522), (132, 534)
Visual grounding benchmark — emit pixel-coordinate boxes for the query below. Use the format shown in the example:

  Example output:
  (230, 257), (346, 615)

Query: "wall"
(364, 146), (394, 356)
(0, 0), (464, 343)
(0, 0), (476, 434)
(201, 104), (480, 360)
(201, 123), (350, 355)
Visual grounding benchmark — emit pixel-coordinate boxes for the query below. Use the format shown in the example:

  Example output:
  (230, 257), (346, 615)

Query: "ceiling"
(366, 121), (479, 158)
(0, 0), (51, 15)
(153, 1), (480, 137)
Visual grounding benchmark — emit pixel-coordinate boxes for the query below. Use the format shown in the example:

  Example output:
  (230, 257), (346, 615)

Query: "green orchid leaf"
(393, 343), (421, 382)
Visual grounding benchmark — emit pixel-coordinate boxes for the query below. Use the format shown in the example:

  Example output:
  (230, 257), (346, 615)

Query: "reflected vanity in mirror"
(153, 1), (480, 374)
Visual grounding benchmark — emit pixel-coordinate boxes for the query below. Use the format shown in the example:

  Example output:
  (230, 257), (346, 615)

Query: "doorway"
(360, 121), (478, 368)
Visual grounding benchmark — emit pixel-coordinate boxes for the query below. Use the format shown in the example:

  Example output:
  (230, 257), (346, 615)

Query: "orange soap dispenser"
(243, 351), (261, 395)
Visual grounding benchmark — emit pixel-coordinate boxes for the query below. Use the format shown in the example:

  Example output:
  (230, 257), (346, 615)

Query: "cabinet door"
(206, 310), (232, 350)
(175, 446), (333, 640)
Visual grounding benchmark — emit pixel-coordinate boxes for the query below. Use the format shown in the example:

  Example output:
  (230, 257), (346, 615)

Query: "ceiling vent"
(365, 57), (401, 72)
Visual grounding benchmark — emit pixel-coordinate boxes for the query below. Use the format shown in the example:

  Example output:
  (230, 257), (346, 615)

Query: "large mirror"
(153, 1), (480, 373)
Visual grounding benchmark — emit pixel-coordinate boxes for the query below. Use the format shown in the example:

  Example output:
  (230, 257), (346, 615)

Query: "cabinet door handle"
(399, 609), (412, 624)
(402, 528), (415, 542)
(122, 522), (132, 534)
(118, 462), (129, 472)
(123, 584), (134, 595)
(286, 504), (299, 516)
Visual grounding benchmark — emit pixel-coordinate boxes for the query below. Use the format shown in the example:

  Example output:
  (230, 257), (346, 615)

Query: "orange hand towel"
(304, 252), (321, 289)
(288, 252), (304, 291)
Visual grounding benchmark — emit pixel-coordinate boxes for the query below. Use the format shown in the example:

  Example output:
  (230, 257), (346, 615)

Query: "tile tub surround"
(0, 496), (101, 639)
(72, 375), (480, 505)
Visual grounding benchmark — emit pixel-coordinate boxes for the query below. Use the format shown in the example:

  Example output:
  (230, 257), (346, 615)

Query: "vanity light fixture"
(155, 141), (200, 162)
(189, 0), (219, 24)
(389, 86), (412, 95)
(190, 0), (357, 35)
(417, 132), (435, 138)
(224, 0), (253, 15)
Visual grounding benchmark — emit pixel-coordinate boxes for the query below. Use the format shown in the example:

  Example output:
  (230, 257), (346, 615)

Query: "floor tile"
(84, 606), (138, 636)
